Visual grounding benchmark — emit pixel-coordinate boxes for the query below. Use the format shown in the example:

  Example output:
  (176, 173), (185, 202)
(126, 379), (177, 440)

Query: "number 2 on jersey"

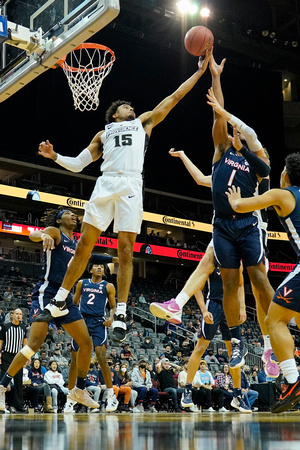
(87, 293), (95, 305)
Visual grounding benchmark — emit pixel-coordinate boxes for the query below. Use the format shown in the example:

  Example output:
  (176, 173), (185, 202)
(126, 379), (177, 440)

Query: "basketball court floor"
(1, 411), (300, 450)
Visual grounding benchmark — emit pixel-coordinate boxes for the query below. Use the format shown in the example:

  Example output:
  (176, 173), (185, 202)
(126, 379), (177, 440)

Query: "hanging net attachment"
(58, 43), (115, 112)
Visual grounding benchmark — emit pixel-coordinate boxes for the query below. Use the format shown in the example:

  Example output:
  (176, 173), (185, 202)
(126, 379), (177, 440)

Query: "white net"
(60, 43), (115, 112)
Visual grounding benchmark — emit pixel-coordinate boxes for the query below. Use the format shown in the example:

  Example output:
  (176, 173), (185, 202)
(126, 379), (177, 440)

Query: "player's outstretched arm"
(139, 49), (212, 134)
(226, 185), (293, 217)
(29, 226), (60, 252)
(38, 136), (103, 173)
(169, 148), (212, 187)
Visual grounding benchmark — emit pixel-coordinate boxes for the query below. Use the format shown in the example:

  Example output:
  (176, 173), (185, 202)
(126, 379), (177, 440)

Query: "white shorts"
(83, 174), (143, 233)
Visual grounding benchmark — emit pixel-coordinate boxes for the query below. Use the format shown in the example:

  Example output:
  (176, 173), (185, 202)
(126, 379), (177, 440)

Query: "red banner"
(0, 221), (295, 272)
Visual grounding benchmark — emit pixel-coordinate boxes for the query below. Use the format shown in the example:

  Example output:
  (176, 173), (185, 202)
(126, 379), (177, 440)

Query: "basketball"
(184, 26), (214, 56)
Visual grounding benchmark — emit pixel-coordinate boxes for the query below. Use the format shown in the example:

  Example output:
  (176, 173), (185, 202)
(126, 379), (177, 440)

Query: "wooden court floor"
(1, 411), (300, 450)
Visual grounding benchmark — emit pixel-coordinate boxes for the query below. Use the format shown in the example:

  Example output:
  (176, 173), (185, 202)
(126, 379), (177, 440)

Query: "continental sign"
(0, 221), (295, 272)
(0, 183), (289, 241)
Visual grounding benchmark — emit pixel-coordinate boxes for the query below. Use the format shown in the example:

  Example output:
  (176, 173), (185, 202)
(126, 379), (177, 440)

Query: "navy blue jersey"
(212, 147), (258, 217)
(207, 267), (223, 303)
(278, 186), (300, 260)
(79, 279), (108, 317)
(41, 231), (76, 286)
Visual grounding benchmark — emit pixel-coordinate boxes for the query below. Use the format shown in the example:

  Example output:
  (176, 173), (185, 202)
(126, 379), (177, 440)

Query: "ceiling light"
(176, 0), (191, 14)
(292, 41), (298, 47)
(262, 30), (269, 37)
(270, 32), (276, 38)
(200, 7), (210, 17)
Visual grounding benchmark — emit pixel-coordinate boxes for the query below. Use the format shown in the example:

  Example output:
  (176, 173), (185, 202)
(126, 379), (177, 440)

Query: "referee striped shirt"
(0, 322), (27, 354)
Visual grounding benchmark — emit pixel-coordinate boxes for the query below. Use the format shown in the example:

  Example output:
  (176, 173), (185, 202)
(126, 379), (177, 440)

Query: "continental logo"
(177, 250), (203, 260)
(163, 216), (195, 228)
(67, 198), (87, 208)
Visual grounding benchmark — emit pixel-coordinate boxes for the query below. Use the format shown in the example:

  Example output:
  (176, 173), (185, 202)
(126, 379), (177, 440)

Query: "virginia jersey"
(207, 267), (223, 303)
(41, 231), (76, 286)
(278, 186), (300, 261)
(79, 279), (108, 317)
(100, 118), (149, 174)
(212, 147), (258, 217)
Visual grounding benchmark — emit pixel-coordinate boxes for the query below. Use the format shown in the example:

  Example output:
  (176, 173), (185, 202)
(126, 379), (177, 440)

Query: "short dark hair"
(41, 206), (74, 228)
(105, 100), (131, 124)
(285, 153), (300, 186)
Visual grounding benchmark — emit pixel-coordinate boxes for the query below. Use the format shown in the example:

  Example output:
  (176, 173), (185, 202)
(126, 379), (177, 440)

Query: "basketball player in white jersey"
(36, 49), (213, 342)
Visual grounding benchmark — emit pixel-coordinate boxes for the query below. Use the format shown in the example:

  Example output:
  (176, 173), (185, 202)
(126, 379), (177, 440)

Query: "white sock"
(54, 287), (69, 302)
(263, 335), (272, 352)
(116, 302), (126, 316)
(175, 292), (190, 309)
(107, 388), (114, 397)
(280, 359), (298, 384)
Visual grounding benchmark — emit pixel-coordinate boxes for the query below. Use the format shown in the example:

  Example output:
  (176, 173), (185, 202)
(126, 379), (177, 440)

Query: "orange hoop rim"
(57, 43), (116, 73)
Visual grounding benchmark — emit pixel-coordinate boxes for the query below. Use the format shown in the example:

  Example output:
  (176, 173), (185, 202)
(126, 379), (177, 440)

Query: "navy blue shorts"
(30, 281), (83, 327)
(213, 215), (264, 269)
(72, 316), (108, 351)
(273, 264), (300, 313)
(198, 300), (231, 341)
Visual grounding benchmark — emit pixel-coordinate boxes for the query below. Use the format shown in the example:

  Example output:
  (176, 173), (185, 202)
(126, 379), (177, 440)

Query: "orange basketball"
(184, 26), (214, 56)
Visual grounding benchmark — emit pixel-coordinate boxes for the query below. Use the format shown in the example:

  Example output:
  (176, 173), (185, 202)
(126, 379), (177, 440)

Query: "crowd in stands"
(1, 270), (300, 414)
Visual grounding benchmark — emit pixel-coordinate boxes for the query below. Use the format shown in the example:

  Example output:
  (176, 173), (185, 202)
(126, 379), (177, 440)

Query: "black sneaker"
(271, 377), (300, 413)
(35, 299), (68, 323)
(112, 314), (127, 342)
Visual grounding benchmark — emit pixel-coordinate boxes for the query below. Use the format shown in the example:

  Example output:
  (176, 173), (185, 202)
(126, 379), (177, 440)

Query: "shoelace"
(231, 344), (241, 359)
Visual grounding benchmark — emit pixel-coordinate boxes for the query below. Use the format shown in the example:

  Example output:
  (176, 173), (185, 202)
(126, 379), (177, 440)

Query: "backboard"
(0, 0), (120, 102)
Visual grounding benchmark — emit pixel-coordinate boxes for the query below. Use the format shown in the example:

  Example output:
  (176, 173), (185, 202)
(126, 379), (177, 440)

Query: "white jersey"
(100, 118), (149, 175)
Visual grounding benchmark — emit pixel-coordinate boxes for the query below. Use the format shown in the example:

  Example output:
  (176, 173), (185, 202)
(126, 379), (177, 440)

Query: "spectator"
(115, 362), (137, 412)
(110, 348), (121, 365)
(250, 370), (259, 384)
(162, 330), (177, 348)
(162, 345), (176, 362)
(180, 337), (193, 357)
(241, 365), (259, 411)
(138, 293), (147, 307)
(141, 337), (154, 350)
(26, 359), (54, 413)
(245, 329), (253, 343)
(216, 364), (234, 407)
(86, 362), (101, 412)
(3, 286), (14, 302)
(0, 308), (5, 325)
(146, 363), (158, 384)
(131, 359), (158, 412)
(187, 321), (196, 334)
(254, 342), (264, 356)
(52, 347), (68, 370)
(204, 349), (220, 374)
(156, 358), (183, 412)
(62, 343), (72, 360)
(194, 360), (225, 412)
(44, 360), (69, 413)
(215, 348), (229, 365)
(258, 365), (268, 383)
(53, 327), (69, 347)
(120, 343), (135, 362)
(174, 350), (185, 366)
(129, 322), (139, 337)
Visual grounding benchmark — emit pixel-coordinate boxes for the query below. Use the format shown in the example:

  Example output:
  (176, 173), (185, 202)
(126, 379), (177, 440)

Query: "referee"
(0, 308), (28, 413)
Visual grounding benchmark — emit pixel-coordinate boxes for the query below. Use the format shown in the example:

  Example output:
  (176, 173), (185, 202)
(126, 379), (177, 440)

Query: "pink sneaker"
(262, 349), (280, 378)
(150, 299), (182, 324)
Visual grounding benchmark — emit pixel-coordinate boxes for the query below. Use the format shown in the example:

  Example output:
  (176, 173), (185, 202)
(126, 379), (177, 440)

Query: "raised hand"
(209, 54), (226, 77)
(169, 148), (185, 158)
(206, 87), (225, 116)
(226, 185), (241, 210)
(229, 126), (243, 151)
(38, 140), (56, 160)
(198, 48), (213, 73)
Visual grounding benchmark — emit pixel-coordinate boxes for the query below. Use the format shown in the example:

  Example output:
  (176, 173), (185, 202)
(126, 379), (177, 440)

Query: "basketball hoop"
(58, 43), (115, 112)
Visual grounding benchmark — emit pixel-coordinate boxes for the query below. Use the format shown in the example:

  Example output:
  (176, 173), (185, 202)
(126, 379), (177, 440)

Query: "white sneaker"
(136, 404), (144, 412)
(64, 397), (76, 414)
(206, 407), (215, 412)
(219, 407), (228, 412)
(106, 394), (119, 412)
(132, 406), (141, 413)
(90, 408), (100, 413)
(68, 387), (99, 409)
(0, 385), (7, 411)
(189, 405), (199, 412)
